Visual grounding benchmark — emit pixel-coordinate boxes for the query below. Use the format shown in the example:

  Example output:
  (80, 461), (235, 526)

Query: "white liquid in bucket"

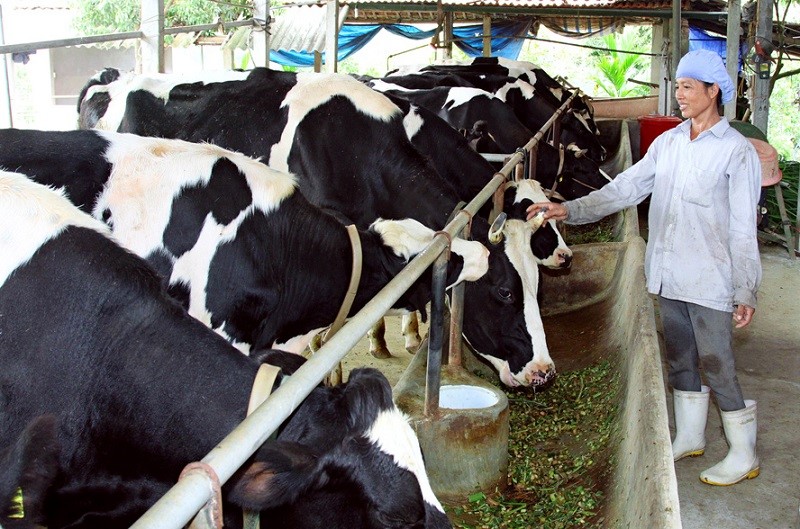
(439, 385), (499, 409)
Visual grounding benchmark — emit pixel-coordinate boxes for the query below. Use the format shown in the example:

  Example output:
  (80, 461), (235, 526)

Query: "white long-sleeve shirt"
(564, 117), (762, 312)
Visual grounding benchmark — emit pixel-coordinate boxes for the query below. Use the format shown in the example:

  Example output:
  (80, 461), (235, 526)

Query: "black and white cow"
(350, 92), (573, 357)
(0, 171), (452, 529)
(0, 128), (488, 355)
(383, 58), (606, 163)
(78, 68), (557, 388)
(371, 82), (610, 200)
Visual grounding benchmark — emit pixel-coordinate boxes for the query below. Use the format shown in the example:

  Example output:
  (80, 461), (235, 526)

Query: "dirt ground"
(341, 316), (429, 387)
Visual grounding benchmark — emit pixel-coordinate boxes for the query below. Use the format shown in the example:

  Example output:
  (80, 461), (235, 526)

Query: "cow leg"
(401, 312), (422, 354)
(367, 318), (392, 359)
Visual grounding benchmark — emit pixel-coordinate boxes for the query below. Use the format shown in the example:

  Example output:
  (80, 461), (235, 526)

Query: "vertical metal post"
(324, 0), (339, 73)
(424, 249), (449, 416)
(0, 5), (13, 128)
(482, 16), (491, 57)
(141, 0), (165, 73)
(448, 222), (469, 367)
(725, 0), (742, 119)
(752, 0), (773, 134)
(528, 144), (539, 181)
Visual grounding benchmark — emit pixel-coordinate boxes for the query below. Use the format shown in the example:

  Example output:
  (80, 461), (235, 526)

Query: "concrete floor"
(660, 242), (800, 529)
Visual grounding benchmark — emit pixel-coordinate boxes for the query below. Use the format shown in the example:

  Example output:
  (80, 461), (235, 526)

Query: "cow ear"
(342, 368), (395, 433)
(225, 441), (321, 511)
(1, 415), (60, 529)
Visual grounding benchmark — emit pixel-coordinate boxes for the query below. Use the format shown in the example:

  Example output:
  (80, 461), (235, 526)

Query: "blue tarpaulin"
(688, 26), (749, 71)
(270, 20), (531, 67)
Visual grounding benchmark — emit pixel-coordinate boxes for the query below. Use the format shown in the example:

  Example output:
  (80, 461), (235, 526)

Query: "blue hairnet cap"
(676, 49), (736, 104)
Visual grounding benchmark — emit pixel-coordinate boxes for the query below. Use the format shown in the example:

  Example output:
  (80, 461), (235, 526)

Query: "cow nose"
(526, 365), (557, 389)
(558, 251), (573, 269)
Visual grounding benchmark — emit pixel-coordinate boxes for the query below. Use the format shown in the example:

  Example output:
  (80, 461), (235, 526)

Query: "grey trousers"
(659, 296), (745, 412)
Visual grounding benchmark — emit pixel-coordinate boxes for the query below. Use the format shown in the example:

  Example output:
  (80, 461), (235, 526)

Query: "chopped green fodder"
(447, 361), (620, 529)
(564, 217), (617, 245)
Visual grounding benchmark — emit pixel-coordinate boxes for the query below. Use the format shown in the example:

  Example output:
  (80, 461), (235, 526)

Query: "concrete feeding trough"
(393, 119), (680, 527)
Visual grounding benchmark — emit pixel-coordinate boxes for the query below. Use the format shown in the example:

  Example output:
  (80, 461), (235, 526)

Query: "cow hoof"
(370, 347), (392, 359)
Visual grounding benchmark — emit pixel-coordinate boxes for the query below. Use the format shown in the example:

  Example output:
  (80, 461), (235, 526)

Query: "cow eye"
(498, 287), (513, 302)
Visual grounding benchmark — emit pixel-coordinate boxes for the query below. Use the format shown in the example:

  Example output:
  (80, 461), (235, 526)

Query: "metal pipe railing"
(130, 59), (578, 529)
(0, 20), (257, 56)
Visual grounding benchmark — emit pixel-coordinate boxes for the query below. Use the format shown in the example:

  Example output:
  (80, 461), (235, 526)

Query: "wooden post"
(443, 12), (453, 60)
(253, 0), (270, 67)
(725, 0), (742, 119)
(140, 0), (165, 73)
(669, 0), (681, 115)
(324, 0), (339, 73)
(752, 0), (773, 134)
(0, 5), (13, 127)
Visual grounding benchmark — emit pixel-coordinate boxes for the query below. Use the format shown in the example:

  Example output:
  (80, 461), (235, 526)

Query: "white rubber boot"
(700, 399), (760, 486)
(672, 386), (710, 461)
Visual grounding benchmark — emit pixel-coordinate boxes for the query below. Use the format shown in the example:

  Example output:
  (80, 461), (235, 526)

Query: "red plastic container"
(638, 115), (683, 158)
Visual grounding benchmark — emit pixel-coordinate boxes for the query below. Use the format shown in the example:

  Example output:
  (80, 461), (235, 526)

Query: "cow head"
(502, 179), (572, 270)
(229, 368), (451, 529)
(462, 210), (556, 389)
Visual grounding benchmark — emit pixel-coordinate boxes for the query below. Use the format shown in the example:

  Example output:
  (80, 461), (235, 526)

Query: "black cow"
(0, 128), (488, 355)
(78, 68), (557, 388)
(0, 171), (451, 529)
(369, 92), (574, 356)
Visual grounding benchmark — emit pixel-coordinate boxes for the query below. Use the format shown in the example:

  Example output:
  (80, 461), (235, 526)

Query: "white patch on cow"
(401, 105), (425, 141)
(89, 133), (299, 349)
(371, 218), (489, 285)
(497, 219), (554, 386)
(86, 70), (250, 132)
(95, 132), (295, 257)
(0, 171), (111, 287)
(272, 326), (326, 354)
(496, 58), (540, 77)
(512, 180), (572, 268)
(214, 324), (252, 355)
(443, 87), (501, 110)
(367, 409), (445, 513)
(269, 73), (401, 173)
(569, 109), (594, 135)
(369, 79), (411, 92)
(169, 209), (253, 335)
(494, 79), (536, 102)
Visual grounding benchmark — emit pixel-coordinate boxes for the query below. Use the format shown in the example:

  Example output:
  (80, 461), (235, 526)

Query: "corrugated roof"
(306, 0), (727, 23)
(337, 0), (723, 9)
(270, 4), (350, 53)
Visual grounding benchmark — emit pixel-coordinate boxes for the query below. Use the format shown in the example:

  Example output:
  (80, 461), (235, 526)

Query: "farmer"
(527, 49), (762, 486)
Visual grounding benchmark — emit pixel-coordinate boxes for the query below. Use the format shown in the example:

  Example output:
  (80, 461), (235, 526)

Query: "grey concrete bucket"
(392, 119), (681, 528)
